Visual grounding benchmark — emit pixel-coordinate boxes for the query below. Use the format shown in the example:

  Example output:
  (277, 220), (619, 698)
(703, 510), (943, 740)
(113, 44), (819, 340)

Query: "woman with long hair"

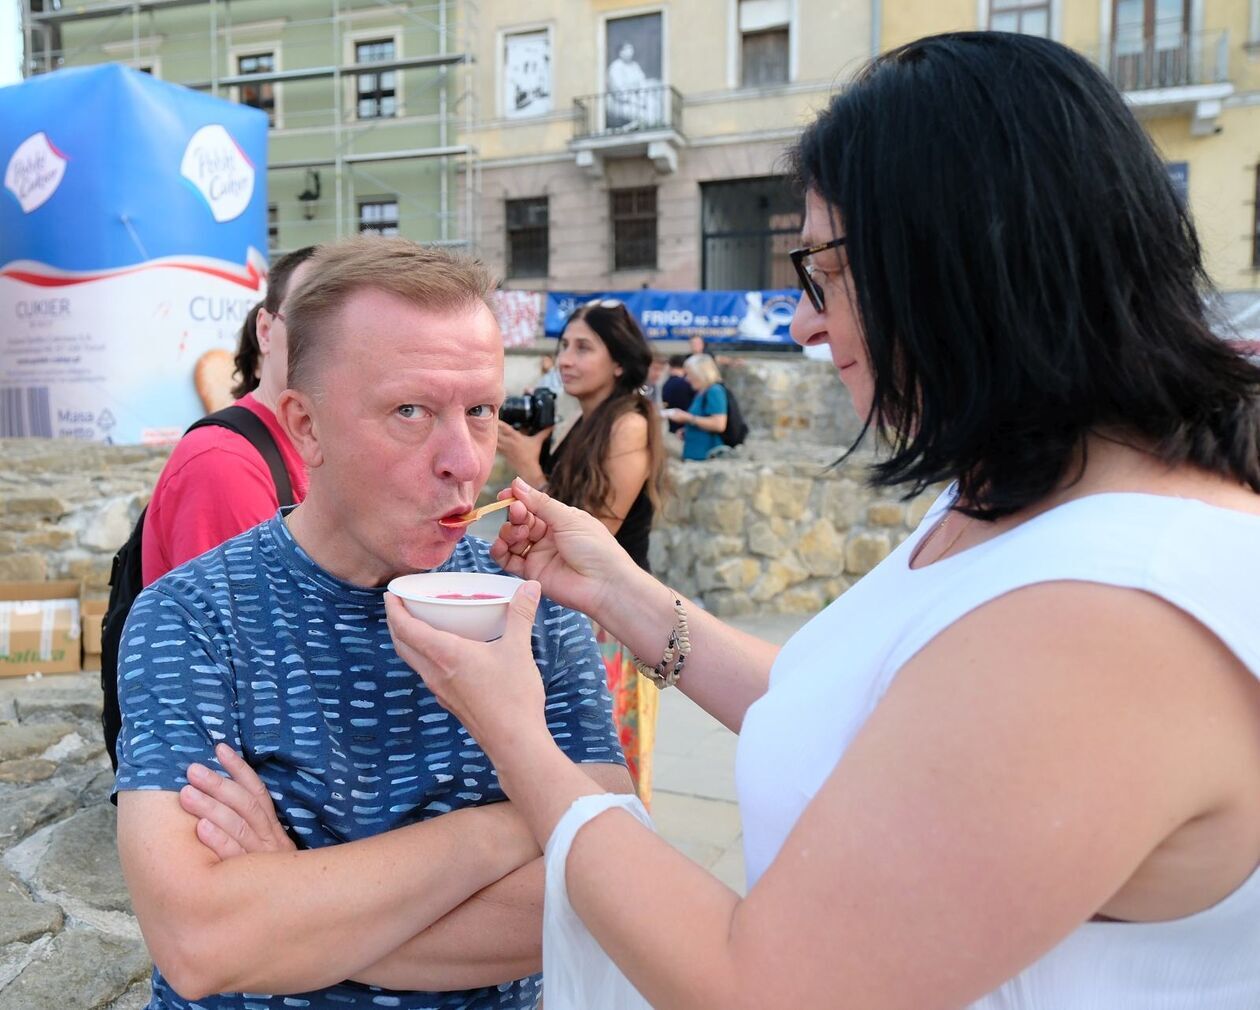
(387, 32), (1260, 1009)
(497, 300), (667, 800)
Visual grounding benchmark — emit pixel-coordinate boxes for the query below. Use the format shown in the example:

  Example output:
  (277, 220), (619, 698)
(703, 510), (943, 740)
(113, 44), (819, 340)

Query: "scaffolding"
(20, 0), (480, 255)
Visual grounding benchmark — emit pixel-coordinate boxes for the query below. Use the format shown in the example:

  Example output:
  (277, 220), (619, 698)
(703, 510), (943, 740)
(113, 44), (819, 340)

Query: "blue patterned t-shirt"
(113, 512), (623, 1010)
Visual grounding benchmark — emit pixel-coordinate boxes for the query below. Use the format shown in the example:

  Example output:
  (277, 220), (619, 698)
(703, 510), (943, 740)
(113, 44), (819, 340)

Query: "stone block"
(866, 501), (905, 527)
(3, 496), (68, 519)
(692, 498), (745, 535)
(690, 535), (745, 565)
(15, 687), (104, 723)
(747, 516), (792, 557)
(749, 558), (810, 602)
(0, 723), (74, 763)
(796, 519), (848, 578)
(845, 530), (893, 576)
(697, 557), (760, 594)
(77, 498), (135, 553)
(0, 553), (47, 581)
(820, 478), (873, 528)
(0, 927), (150, 1010)
(17, 528), (75, 551)
(0, 758), (57, 784)
(61, 558), (112, 592)
(701, 589), (755, 617)
(0, 787), (76, 850)
(36, 805), (132, 914)
(778, 586), (829, 614)
(0, 889), (63, 946)
(750, 474), (812, 520)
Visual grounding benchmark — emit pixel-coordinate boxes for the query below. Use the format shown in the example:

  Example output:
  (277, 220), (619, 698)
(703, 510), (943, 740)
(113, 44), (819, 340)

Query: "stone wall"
(650, 442), (935, 616)
(0, 674), (151, 1008)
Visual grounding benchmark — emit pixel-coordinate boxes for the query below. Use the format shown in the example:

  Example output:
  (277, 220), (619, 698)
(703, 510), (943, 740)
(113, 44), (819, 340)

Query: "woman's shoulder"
(610, 408), (650, 446)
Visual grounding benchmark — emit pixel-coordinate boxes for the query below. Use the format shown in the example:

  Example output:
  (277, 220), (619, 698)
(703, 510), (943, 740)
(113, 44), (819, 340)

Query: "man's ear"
(277, 388), (323, 469)
(256, 308), (275, 356)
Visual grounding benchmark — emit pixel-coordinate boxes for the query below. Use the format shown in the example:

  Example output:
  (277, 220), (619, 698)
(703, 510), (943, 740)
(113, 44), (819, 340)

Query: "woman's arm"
(673, 409), (727, 434)
(489, 481), (775, 730)
(395, 580), (1237, 1010)
(496, 421), (552, 490)
(595, 411), (651, 536)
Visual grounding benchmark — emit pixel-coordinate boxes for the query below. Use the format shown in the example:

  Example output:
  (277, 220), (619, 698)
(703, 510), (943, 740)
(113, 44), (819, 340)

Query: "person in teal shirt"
(665, 353), (728, 460)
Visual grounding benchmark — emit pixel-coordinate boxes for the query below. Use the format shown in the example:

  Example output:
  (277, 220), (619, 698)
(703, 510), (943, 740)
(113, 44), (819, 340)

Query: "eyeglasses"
(584, 298), (624, 310)
(789, 237), (847, 312)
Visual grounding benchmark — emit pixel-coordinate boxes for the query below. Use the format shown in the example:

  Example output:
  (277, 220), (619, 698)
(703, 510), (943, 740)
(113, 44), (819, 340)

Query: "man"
(661, 353), (694, 433)
(114, 237), (631, 1009)
(141, 246), (317, 585)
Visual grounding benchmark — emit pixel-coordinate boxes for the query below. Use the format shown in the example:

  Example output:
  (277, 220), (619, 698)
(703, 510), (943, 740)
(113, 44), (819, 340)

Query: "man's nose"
(432, 418), (482, 483)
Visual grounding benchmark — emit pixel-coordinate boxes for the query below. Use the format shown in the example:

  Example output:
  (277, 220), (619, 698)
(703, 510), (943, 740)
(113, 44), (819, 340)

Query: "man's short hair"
(284, 236), (497, 391)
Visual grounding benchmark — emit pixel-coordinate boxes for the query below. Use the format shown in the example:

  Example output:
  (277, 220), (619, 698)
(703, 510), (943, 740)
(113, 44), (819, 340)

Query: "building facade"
(19, 0), (1260, 310)
(23, 0), (478, 256)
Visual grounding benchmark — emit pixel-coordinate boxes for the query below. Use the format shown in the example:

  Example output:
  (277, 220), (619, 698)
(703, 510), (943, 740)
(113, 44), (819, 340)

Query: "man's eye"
(398, 404), (419, 419)
(468, 404), (496, 419)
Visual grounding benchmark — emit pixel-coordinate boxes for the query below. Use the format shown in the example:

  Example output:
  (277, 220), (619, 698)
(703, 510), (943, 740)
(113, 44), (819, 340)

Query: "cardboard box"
(82, 598), (107, 668)
(0, 580), (82, 678)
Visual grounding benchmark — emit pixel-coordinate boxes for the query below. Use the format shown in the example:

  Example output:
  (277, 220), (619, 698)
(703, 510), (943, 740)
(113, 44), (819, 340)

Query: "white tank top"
(736, 487), (1260, 1009)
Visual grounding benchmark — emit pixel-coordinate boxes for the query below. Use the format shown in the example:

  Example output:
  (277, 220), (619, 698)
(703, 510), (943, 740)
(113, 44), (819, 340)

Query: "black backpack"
(714, 384), (749, 448)
(101, 405), (294, 773)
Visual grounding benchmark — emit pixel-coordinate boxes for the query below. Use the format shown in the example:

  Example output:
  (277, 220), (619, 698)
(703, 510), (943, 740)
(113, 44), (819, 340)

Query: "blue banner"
(545, 290), (801, 344)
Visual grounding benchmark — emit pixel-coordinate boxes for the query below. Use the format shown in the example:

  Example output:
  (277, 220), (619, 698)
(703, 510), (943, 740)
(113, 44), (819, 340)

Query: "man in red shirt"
(141, 247), (316, 585)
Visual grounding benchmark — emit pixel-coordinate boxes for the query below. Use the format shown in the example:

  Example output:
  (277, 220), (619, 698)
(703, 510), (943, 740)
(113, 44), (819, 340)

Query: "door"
(1112, 0), (1190, 89)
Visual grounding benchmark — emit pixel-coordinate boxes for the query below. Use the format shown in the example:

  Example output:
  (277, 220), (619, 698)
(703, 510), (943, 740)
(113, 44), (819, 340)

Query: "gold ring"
(519, 541), (533, 559)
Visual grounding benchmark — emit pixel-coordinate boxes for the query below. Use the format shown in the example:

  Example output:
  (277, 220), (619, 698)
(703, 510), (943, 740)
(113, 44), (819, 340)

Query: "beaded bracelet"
(631, 591), (691, 689)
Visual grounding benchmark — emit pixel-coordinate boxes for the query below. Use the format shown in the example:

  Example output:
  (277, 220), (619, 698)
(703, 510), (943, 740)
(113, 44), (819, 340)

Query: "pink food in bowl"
(435, 592), (503, 600)
(387, 572), (522, 641)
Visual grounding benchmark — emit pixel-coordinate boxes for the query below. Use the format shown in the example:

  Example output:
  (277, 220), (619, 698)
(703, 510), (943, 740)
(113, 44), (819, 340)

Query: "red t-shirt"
(141, 394), (309, 586)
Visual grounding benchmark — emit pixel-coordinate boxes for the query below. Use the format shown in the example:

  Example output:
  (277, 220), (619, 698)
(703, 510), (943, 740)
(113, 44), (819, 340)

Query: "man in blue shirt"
(114, 237), (632, 1009)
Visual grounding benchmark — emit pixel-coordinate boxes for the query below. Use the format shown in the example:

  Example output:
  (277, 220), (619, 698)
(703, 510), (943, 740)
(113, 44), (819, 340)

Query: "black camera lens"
(501, 388), (556, 434)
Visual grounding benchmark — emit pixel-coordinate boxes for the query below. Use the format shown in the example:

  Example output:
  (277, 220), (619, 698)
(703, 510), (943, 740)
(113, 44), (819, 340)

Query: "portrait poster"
(604, 12), (663, 131)
(503, 29), (552, 119)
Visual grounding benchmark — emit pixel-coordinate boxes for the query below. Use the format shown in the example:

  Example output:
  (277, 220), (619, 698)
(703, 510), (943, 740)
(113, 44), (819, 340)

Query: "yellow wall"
(468, 0), (869, 161)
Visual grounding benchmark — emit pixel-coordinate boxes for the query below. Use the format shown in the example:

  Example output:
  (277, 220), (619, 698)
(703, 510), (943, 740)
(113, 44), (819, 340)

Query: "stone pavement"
(0, 606), (814, 1007)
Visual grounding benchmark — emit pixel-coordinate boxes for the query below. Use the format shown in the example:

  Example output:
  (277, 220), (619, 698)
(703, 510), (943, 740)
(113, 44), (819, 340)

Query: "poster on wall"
(604, 11), (664, 131)
(544, 290), (800, 344)
(0, 63), (268, 444)
(503, 29), (552, 119)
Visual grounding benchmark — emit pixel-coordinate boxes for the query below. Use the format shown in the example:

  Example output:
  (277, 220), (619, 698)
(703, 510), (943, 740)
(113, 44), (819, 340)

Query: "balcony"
(569, 84), (686, 176)
(1091, 29), (1234, 135)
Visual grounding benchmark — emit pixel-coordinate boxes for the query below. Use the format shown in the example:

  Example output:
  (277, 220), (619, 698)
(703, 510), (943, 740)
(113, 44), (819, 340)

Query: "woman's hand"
(663, 408), (690, 425)
(488, 478), (643, 620)
(496, 421), (551, 488)
(384, 583), (555, 787)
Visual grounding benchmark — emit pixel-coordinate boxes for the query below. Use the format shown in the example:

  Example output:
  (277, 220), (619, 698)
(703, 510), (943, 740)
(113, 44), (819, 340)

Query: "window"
(701, 176), (801, 290)
(237, 51), (276, 125)
(739, 0), (790, 87)
(267, 203), (279, 251)
(610, 186), (657, 271)
(359, 198), (399, 236)
(989, 0), (1051, 36)
(505, 197), (549, 278)
(356, 38), (397, 119)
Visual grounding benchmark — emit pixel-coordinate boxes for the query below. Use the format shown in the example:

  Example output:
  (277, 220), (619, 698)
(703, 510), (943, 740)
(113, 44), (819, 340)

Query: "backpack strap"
(187, 404), (294, 508)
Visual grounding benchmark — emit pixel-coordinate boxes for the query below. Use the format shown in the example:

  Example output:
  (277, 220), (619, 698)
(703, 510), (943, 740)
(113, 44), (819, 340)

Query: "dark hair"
(232, 246), (318, 398)
(230, 302), (264, 399)
(791, 31), (1260, 518)
(668, 354), (687, 369)
(547, 303), (668, 519)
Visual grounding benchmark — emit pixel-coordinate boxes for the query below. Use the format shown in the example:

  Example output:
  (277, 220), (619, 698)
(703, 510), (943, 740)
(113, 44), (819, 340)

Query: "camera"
(500, 387), (556, 434)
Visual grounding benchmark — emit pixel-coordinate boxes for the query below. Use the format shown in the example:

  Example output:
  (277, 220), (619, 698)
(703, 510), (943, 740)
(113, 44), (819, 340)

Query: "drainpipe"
(871, 0), (882, 57)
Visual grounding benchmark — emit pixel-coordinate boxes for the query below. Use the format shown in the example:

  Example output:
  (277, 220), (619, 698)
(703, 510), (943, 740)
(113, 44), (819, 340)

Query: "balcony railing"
(573, 84), (684, 142)
(1097, 28), (1229, 92)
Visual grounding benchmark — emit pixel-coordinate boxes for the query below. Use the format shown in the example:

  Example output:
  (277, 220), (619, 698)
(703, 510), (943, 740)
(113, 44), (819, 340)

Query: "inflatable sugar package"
(0, 64), (268, 444)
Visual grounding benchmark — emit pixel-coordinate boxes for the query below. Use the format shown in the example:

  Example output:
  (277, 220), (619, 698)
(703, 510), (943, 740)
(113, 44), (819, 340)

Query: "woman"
(665, 353), (728, 460)
(387, 33), (1260, 1009)
(497, 300), (667, 800)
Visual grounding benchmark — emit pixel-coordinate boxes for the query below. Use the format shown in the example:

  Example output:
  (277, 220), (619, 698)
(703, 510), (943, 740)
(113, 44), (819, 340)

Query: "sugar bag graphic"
(0, 64), (268, 444)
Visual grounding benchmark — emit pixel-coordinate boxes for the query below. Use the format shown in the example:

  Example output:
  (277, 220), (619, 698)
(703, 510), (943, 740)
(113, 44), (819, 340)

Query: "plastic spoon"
(437, 497), (514, 528)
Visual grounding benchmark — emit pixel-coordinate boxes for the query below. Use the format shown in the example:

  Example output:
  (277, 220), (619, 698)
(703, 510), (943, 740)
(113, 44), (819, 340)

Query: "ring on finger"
(519, 541), (533, 559)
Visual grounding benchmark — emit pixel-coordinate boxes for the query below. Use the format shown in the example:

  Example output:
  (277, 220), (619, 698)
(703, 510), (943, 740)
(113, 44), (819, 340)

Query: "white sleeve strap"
(542, 792), (655, 1010)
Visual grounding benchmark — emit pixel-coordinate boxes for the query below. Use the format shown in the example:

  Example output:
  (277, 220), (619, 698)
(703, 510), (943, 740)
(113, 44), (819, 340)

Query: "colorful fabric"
(593, 623), (658, 805)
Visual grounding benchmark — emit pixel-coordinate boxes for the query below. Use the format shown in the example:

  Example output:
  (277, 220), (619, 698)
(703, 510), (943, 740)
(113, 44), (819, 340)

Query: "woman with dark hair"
(230, 302), (264, 400)
(387, 32), (1260, 1008)
(497, 299), (668, 799)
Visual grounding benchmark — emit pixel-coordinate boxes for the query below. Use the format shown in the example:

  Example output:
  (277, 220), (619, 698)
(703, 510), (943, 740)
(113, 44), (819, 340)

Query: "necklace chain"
(919, 508), (969, 564)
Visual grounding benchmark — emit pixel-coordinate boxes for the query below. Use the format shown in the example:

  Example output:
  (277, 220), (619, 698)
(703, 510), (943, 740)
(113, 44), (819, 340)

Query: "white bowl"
(387, 572), (522, 642)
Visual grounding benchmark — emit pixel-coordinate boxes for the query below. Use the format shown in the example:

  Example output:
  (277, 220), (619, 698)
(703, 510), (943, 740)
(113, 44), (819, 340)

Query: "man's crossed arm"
(117, 744), (632, 1000)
